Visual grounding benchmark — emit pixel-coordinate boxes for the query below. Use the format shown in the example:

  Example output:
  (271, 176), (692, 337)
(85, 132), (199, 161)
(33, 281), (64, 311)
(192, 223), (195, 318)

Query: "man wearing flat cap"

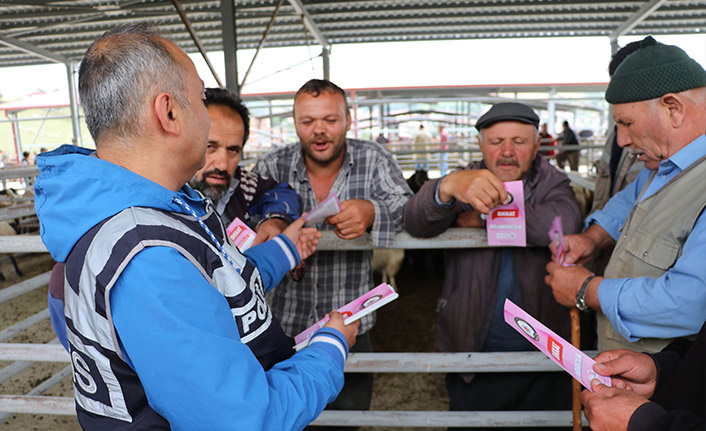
(404, 102), (582, 427)
(546, 36), (706, 354)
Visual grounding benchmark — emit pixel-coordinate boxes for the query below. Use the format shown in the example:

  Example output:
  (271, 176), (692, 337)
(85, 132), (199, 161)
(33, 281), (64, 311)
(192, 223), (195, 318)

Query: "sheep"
(372, 249), (404, 290)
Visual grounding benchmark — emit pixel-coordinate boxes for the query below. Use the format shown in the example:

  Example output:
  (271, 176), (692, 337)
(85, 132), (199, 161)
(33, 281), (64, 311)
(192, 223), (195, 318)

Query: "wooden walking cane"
(570, 308), (582, 431)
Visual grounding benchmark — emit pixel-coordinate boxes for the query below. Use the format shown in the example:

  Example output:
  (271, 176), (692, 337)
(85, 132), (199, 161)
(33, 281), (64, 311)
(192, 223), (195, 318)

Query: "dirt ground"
(0, 251), (449, 431)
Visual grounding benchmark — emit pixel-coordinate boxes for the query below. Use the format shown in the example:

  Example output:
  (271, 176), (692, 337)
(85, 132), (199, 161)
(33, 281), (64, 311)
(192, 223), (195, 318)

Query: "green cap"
(606, 36), (706, 104)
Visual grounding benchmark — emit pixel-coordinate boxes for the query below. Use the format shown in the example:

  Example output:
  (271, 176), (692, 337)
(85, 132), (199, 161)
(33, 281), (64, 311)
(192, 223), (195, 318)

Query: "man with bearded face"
(253, 79), (412, 427)
(189, 88), (301, 245)
(404, 102), (582, 429)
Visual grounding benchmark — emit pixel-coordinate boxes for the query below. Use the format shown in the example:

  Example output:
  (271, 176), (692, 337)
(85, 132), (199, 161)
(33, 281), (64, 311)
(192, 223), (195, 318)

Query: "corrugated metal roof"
(0, 0), (705, 68)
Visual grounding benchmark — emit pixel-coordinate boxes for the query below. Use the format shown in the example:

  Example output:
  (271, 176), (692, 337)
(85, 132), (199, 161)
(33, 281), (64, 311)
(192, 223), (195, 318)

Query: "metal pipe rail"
(0, 270), (51, 303)
(0, 202), (37, 221)
(0, 346), (598, 372)
(387, 144), (604, 156)
(0, 348), (591, 427)
(0, 228), (496, 253)
(0, 308), (49, 342)
(6, 223), (631, 252)
(0, 398), (587, 428)
(0, 166), (39, 180)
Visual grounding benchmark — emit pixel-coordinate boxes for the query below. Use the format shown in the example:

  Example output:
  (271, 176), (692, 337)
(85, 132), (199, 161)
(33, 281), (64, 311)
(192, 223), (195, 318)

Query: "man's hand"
(455, 209), (485, 228)
(592, 349), (658, 397)
(438, 169), (507, 214)
(326, 199), (375, 240)
(253, 218), (288, 246)
(545, 262), (599, 309)
(557, 233), (598, 265)
(282, 216), (322, 261)
(557, 224), (615, 265)
(323, 310), (359, 349)
(580, 380), (650, 431)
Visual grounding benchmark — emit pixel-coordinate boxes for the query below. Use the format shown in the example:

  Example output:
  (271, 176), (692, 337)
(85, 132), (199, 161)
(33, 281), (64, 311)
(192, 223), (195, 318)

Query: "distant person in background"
(39, 147), (47, 153)
(413, 124), (433, 170)
(375, 132), (389, 145)
(587, 40), (645, 283)
(591, 41), (644, 214)
(555, 120), (580, 171)
(20, 151), (30, 166)
(189, 87), (300, 245)
(438, 124), (449, 175)
(538, 123), (555, 157)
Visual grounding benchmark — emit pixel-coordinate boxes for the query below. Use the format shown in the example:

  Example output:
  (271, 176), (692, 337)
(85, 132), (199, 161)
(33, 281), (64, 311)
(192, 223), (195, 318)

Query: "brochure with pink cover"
(548, 215), (569, 266)
(294, 283), (399, 351)
(486, 180), (526, 247)
(304, 192), (342, 225)
(226, 217), (256, 252)
(504, 299), (611, 391)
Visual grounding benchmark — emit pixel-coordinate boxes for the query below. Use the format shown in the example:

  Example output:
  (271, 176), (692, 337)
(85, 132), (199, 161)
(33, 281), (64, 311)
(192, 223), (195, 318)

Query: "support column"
(351, 89), (358, 139)
(220, 0), (239, 95)
(66, 62), (80, 146)
(548, 87), (557, 135)
(9, 112), (22, 165)
(322, 48), (330, 81)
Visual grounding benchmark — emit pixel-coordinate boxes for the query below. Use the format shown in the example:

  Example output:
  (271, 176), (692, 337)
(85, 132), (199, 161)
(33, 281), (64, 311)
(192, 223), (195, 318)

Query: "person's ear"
(154, 92), (180, 136)
(345, 110), (352, 132)
(661, 93), (685, 128)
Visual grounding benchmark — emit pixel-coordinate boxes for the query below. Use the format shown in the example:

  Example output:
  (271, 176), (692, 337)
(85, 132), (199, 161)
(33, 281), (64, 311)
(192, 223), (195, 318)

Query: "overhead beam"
(610, 0), (668, 41)
(170, 0), (224, 88)
(286, 0), (330, 52)
(220, 0), (239, 95)
(0, 34), (69, 64)
(240, 0), (285, 90)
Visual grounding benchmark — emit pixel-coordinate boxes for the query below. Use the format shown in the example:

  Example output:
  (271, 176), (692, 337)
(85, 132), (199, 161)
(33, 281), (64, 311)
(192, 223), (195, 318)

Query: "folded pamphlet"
(504, 299), (611, 391)
(294, 282), (399, 351)
(226, 217), (256, 252)
(304, 192), (342, 225)
(486, 180), (526, 247)
(548, 215), (571, 266)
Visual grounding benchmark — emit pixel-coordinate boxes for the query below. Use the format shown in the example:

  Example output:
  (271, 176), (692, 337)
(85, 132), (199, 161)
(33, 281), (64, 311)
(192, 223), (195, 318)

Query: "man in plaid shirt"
(254, 79), (412, 425)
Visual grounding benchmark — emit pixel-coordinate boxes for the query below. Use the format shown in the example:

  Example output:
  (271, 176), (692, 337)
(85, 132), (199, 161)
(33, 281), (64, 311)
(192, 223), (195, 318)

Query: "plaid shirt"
(253, 139), (412, 336)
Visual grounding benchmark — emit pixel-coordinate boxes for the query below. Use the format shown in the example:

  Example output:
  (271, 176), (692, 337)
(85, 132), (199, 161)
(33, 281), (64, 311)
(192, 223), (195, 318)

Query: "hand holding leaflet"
(226, 217), (256, 251)
(548, 215), (572, 266)
(294, 283), (398, 351)
(486, 180), (526, 247)
(504, 299), (611, 391)
(304, 192), (342, 225)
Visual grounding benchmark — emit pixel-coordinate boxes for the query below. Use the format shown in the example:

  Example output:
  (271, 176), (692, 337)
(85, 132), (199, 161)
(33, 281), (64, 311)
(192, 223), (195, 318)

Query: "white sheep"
(372, 249), (404, 290)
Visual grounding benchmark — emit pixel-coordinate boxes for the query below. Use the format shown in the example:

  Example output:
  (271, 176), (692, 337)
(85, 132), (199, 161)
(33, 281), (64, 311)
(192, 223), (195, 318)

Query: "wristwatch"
(575, 274), (595, 311)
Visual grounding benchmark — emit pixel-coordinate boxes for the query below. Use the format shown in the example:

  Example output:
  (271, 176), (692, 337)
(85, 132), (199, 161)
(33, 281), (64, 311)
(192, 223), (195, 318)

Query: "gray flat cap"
(475, 102), (540, 131)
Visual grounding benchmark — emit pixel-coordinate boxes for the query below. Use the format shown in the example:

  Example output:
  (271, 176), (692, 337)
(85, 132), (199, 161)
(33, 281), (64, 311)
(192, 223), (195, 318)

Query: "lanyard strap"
(172, 196), (241, 274)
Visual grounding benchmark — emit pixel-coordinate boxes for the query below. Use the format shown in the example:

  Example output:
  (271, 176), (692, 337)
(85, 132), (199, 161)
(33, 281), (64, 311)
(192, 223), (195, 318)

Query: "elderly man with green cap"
(405, 102), (582, 427)
(546, 36), (706, 354)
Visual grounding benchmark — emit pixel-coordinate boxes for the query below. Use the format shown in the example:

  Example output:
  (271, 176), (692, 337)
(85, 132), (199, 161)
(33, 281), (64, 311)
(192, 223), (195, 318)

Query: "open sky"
(0, 34), (704, 100)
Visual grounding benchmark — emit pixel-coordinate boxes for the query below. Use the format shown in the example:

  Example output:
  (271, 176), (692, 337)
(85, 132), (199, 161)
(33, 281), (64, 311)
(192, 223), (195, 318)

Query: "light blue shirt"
(586, 134), (706, 342)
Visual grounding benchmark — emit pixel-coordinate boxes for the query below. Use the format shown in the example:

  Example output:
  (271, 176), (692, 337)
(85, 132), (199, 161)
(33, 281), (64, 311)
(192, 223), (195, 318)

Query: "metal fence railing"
(0, 228), (592, 428)
(0, 146), (600, 428)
